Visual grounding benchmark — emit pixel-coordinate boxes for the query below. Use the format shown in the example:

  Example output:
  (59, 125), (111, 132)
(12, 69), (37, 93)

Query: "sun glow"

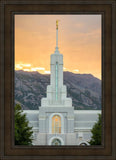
(73, 69), (79, 73)
(15, 63), (80, 75)
(15, 63), (48, 74)
(15, 15), (101, 79)
(15, 63), (101, 79)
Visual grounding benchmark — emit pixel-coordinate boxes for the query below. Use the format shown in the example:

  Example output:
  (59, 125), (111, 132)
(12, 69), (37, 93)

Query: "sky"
(15, 15), (101, 79)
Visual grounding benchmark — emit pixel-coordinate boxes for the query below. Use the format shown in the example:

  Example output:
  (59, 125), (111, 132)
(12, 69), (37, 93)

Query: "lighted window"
(52, 115), (61, 133)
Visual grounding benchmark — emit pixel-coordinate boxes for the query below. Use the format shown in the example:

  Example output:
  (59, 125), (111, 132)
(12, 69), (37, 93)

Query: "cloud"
(23, 69), (30, 71)
(73, 69), (79, 73)
(35, 67), (45, 70)
(31, 67), (45, 71)
(44, 71), (50, 74)
(15, 64), (23, 69)
(21, 64), (31, 67)
(31, 68), (38, 71)
(15, 63), (31, 68)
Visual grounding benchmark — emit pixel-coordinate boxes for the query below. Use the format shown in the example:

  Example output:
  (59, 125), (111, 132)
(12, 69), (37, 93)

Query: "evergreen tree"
(89, 114), (102, 145)
(15, 104), (33, 145)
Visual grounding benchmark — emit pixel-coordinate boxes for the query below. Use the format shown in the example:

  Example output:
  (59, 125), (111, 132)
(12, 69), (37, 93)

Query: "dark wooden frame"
(0, 0), (116, 160)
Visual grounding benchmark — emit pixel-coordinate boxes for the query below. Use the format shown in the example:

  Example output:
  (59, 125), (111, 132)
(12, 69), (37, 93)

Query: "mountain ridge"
(15, 70), (101, 110)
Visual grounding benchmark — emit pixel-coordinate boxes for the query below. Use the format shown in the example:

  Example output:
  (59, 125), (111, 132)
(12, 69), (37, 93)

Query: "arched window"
(51, 138), (61, 145)
(52, 115), (61, 134)
(80, 143), (88, 146)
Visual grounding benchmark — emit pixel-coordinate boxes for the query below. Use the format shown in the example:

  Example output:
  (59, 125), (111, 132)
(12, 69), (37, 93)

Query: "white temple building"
(23, 21), (101, 146)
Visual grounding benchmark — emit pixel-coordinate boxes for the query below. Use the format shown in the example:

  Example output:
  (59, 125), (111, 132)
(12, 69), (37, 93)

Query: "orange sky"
(15, 15), (101, 79)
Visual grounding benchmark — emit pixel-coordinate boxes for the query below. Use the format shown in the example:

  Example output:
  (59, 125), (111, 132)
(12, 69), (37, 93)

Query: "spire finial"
(55, 20), (60, 54)
(56, 20), (58, 29)
(56, 20), (58, 48)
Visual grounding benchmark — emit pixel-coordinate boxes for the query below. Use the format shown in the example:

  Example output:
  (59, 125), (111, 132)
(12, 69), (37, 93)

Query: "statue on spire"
(55, 20), (60, 54)
(56, 20), (58, 29)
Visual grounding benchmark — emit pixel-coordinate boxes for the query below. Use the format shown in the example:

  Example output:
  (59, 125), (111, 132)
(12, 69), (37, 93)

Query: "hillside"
(15, 70), (101, 110)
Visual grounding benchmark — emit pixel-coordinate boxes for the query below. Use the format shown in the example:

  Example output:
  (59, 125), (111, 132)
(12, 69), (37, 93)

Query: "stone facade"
(24, 110), (101, 145)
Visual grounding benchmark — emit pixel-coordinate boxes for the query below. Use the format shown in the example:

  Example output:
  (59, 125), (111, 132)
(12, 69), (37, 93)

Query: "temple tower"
(38, 21), (75, 145)
(41, 20), (72, 107)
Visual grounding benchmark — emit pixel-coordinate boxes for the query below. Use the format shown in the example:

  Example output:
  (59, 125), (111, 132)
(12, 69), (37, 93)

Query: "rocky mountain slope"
(15, 70), (101, 110)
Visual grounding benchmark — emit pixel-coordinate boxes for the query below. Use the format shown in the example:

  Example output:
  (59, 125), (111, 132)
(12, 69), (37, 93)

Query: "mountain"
(15, 70), (101, 110)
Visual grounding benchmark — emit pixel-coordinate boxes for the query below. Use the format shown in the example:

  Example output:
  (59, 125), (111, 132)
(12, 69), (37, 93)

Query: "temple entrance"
(51, 138), (61, 146)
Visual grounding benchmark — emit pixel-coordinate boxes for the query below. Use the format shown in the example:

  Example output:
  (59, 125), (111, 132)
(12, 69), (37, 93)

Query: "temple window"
(52, 115), (61, 134)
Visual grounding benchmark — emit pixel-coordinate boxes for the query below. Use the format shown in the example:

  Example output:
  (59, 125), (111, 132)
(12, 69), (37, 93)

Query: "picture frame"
(0, 0), (116, 160)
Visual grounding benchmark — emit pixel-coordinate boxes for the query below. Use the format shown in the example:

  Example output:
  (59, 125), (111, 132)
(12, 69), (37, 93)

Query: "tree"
(15, 104), (33, 145)
(89, 114), (102, 145)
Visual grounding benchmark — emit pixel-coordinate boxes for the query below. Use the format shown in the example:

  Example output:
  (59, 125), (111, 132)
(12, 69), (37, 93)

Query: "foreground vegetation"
(15, 104), (33, 145)
(89, 114), (102, 145)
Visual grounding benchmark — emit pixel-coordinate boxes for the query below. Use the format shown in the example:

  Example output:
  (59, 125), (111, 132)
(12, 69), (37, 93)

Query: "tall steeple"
(41, 20), (72, 107)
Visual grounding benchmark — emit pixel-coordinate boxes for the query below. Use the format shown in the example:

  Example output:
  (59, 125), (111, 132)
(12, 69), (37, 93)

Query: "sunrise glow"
(15, 15), (101, 79)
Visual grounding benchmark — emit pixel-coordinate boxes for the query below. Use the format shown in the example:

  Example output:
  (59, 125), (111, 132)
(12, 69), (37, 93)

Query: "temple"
(24, 21), (101, 145)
